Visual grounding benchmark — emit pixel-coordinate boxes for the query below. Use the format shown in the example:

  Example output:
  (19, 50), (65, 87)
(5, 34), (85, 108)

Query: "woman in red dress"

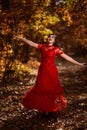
(14, 34), (85, 113)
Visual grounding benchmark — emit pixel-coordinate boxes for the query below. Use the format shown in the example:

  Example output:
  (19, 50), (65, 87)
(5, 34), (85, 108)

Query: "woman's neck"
(47, 43), (53, 46)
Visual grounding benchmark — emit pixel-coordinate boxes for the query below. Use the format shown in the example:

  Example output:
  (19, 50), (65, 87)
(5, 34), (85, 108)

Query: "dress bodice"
(38, 44), (63, 63)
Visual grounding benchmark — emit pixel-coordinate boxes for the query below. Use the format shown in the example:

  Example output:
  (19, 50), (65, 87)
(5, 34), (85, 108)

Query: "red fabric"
(22, 44), (67, 112)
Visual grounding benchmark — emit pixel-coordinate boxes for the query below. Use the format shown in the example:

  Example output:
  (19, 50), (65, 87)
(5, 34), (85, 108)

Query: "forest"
(0, 0), (87, 130)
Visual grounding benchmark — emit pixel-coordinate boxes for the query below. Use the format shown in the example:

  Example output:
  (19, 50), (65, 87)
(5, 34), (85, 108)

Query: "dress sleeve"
(55, 47), (64, 56)
(37, 43), (43, 50)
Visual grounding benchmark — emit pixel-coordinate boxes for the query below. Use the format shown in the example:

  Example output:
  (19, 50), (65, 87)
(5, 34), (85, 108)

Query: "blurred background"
(0, 0), (87, 85)
(0, 1), (87, 130)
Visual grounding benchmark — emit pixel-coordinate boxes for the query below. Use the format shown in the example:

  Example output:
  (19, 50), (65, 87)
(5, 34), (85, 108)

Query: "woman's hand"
(79, 62), (87, 66)
(13, 35), (23, 40)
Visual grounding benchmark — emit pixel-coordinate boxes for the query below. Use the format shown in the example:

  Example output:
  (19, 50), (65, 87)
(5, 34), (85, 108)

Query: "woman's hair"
(48, 33), (56, 38)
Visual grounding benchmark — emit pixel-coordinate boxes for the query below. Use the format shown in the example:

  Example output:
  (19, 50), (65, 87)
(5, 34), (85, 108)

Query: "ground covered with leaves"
(0, 56), (87, 130)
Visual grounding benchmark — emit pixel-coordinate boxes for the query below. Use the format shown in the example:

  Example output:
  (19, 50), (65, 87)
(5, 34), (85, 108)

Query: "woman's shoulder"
(54, 46), (60, 50)
(54, 46), (64, 55)
(38, 43), (46, 50)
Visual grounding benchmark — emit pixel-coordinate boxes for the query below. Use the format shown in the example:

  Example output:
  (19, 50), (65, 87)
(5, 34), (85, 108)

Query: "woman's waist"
(40, 61), (56, 69)
(41, 59), (54, 64)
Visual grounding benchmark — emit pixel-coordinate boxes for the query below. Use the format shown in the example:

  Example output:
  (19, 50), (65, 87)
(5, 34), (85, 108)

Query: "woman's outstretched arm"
(13, 35), (38, 48)
(60, 53), (85, 66)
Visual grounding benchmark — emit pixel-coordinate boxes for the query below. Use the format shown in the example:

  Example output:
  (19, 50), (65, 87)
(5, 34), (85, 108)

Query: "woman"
(14, 34), (85, 113)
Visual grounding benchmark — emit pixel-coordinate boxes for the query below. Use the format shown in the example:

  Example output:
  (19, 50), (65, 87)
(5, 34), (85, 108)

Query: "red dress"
(22, 44), (67, 112)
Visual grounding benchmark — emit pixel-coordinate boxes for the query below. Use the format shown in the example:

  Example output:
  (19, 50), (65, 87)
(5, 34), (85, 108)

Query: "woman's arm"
(60, 53), (85, 66)
(13, 35), (38, 48)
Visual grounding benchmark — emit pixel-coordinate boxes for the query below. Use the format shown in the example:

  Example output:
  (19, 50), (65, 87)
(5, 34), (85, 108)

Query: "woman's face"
(47, 35), (55, 45)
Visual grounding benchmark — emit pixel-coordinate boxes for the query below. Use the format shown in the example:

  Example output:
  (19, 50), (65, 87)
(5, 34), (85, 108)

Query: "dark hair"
(48, 33), (56, 38)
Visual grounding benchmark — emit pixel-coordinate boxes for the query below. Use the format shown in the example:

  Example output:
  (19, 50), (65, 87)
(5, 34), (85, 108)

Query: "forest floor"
(0, 55), (87, 130)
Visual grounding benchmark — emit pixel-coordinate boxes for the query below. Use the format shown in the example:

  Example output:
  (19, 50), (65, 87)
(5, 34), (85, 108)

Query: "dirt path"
(0, 56), (87, 130)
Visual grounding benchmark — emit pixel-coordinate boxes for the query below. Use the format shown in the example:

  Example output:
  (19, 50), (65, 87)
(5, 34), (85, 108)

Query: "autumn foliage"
(0, 1), (87, 129)
(0, 0), (87, 85)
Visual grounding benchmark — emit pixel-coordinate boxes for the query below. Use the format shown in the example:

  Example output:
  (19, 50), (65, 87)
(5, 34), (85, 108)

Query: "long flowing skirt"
(22, 62), (67, 112)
